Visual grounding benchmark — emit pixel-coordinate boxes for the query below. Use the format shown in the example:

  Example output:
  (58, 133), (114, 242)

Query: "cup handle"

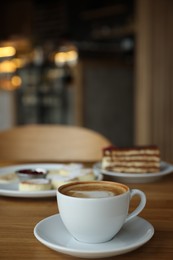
(125, 189), (146, 223)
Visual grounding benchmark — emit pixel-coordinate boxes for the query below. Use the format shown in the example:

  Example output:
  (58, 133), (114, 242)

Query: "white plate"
(93, 161), (173, 183)
(34, 214), (154, 259)
(0, 163), (102, 198)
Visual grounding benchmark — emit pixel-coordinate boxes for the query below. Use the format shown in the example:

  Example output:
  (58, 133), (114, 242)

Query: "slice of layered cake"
(102, 145), (160, 173)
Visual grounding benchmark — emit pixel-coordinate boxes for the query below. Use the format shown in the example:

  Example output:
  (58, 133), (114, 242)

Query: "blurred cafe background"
(0, 0), (173, 162)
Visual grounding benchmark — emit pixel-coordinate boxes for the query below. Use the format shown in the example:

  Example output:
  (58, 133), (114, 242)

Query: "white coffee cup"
(57, 181), (146, 244)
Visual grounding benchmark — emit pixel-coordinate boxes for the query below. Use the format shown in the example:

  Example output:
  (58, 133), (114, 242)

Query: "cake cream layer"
(103, 155), (160, 161)
(105, 166), (159, 173)
(102, 159), (160, 168)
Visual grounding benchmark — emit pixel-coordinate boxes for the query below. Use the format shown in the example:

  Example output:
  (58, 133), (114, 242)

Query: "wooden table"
(0, 169), (173, 260)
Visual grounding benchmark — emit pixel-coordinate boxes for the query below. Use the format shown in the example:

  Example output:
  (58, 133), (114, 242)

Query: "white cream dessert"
(102, 145), (161, 173)
(47, 168), (96, 189)
(19, 178), (52, 191)
(50, 175), (78, 189)
(75, 169), (95, 181)
(47, 163), (83, 177)
(0, 173), (19, 183)
(47, 169), (70, 177)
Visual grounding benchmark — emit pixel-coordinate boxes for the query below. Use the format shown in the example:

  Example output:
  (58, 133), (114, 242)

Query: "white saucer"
(93, 161), (173, 183)
(34, 214), (154, 259)
(0, 163), (102, 198)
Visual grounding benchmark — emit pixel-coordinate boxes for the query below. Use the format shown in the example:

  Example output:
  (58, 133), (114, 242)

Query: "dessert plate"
(0, 163), (102, 198)
(34, 214), (154, 259)
(93, 161), (173, 183)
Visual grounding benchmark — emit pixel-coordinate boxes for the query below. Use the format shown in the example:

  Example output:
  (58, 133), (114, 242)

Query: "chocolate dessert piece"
(102, 145), (160, 173)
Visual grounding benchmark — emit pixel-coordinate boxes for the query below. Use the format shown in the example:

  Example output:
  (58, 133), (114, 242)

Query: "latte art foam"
(67, 190), (116, 198)
(60, 182), (128, 199)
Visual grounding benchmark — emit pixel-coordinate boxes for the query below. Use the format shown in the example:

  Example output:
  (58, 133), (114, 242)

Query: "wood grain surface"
(0, 170), (173, 260)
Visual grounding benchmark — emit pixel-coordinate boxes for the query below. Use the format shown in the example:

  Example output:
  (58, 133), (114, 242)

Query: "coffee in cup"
(57, 181), (146, 244)
(60, 182), (127, 198)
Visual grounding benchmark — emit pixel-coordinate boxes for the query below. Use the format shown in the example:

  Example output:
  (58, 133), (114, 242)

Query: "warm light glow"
(55, 52), (67, 65)
(0, 79), (13, 91)
(54, 49), (78, 66)
(11, 76), (22, 87)
(0, 76), (22, 91)
(0, 60), (16, 73)
(12, 58), (25, 68)
(0, 46), (16, 58)
(66, 50), (78, 64)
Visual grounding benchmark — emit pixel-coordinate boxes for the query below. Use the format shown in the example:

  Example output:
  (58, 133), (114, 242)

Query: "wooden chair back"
(0, 124), (111, 164)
